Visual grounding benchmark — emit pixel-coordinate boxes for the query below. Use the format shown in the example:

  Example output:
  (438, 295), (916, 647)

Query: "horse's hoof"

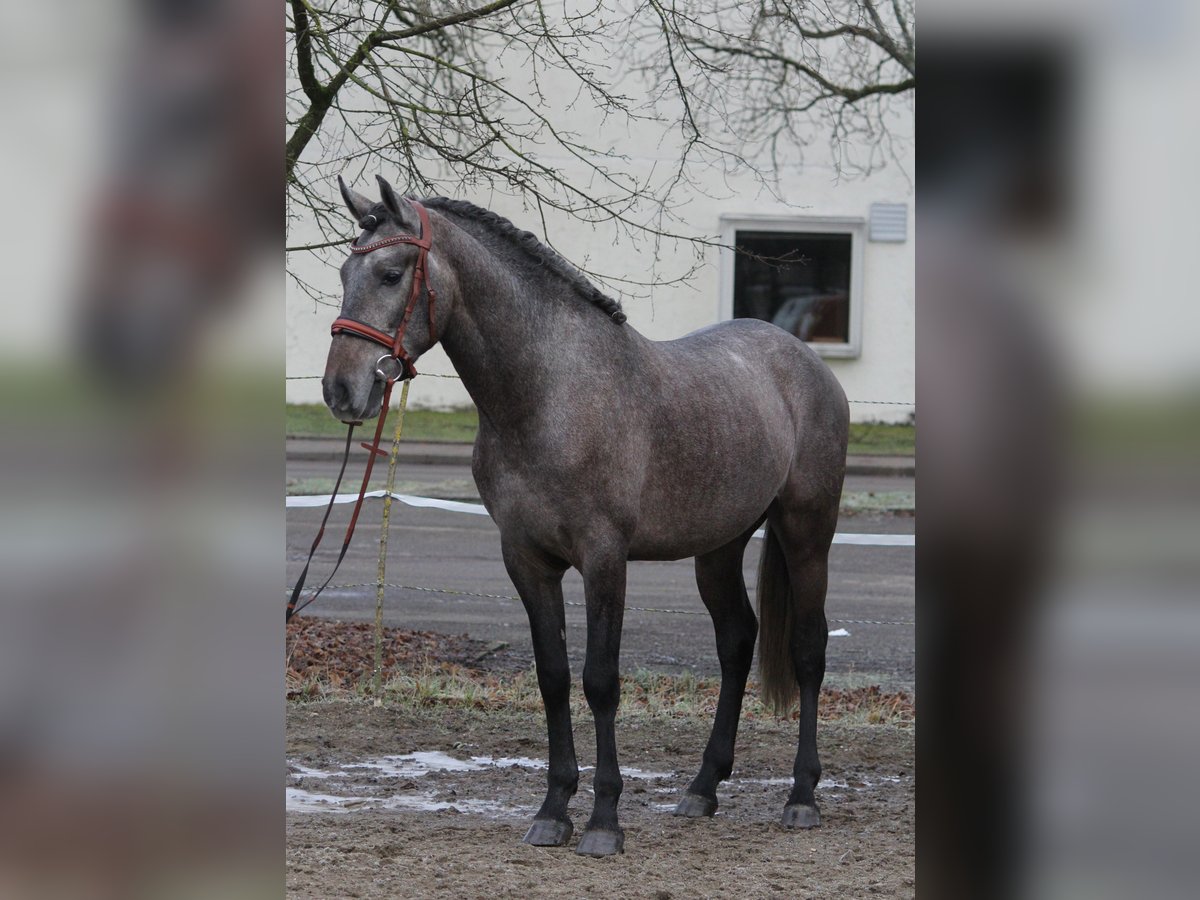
(781, 803), (821, 829)
(673, 792), (717, 818)
(575, 828), (625, 857)
(523, 818), (573, 847)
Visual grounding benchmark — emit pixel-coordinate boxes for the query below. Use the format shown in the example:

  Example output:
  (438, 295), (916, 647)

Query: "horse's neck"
(437, 233), (629, 433)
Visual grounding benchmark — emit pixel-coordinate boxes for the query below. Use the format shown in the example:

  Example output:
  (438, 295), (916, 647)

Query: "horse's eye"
(381, 270), (403, 286)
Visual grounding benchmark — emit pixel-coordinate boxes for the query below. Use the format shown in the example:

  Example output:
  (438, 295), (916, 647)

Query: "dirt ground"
(287, 702), (913, 898)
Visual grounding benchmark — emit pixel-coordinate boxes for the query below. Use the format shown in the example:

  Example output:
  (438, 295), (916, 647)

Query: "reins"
(286, 198), (436, 622)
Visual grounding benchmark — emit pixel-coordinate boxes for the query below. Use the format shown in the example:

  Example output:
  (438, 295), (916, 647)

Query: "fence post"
(373, 379), (411, 704)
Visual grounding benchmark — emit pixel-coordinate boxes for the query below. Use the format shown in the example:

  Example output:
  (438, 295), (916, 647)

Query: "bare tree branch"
(287, 0), (522, 179)
(286, 1), (914, 295)
(290, 0), (325, 104)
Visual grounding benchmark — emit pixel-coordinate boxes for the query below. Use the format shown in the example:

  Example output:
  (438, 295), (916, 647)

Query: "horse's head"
(323, 175), (444, 422)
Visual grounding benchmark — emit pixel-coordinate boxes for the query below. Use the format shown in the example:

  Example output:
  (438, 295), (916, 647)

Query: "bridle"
(330, 198), (437, 384)
(286, 198), (438, 622)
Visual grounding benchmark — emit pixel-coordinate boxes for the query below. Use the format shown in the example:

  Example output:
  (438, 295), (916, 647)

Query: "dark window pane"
(733, 231), (851, 344)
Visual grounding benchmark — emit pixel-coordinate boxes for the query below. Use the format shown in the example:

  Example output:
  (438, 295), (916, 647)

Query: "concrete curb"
(286, 437), (913, 477)
(844, 456), (915, 477)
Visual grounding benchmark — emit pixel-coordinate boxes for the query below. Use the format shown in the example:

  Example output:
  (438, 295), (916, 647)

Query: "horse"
(321, 175), (849, 857)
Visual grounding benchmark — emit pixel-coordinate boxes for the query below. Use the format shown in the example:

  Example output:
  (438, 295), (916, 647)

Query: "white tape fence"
(285, 490), (914, 547)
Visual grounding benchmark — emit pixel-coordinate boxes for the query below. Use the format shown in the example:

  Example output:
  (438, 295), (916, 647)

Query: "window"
(719, 216), (864, 358)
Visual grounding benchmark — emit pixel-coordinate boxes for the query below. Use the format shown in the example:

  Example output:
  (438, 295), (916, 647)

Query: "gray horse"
(323, 176), (849, 857)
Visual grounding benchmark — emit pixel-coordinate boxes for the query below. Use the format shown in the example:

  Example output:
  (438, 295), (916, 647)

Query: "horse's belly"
(626, 456), (784, 560)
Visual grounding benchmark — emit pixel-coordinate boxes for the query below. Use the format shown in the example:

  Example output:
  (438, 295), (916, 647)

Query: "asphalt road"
(286, 453), (915, 689)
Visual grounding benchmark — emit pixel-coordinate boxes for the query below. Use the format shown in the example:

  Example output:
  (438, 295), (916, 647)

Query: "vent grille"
(869, 202), (908, 242)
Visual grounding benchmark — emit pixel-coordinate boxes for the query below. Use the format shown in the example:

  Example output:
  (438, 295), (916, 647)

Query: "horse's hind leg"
(576, 547), (629, 857)
(675, 531), (759, 818)
(771, 500), (839, 829)
(503, 542), (578, 847)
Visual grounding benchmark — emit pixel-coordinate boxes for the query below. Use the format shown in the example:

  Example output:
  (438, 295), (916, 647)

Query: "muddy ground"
(287, 702), (913, 898)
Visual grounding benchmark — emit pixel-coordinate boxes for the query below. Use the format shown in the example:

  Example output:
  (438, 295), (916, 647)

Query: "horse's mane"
(419, 197), (627, 324)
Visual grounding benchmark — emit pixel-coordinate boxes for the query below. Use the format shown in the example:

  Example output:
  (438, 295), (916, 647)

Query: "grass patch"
(847, 422), (915, 456)
(287, 403), (479, 442)
(840, 490), (915, 514)
(287, 660), (914, 727)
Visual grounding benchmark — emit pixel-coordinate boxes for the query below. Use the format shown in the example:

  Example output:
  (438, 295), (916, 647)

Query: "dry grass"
(286, 660), (914, 727)
(286, 620), (914, 726)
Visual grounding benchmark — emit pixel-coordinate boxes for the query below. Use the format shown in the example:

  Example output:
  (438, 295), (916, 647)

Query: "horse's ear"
(375, 175), (418, 231)
(338, 175), (373, 222)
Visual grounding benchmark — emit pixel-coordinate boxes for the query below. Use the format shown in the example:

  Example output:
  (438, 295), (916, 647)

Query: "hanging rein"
(286, 199), (437, 622)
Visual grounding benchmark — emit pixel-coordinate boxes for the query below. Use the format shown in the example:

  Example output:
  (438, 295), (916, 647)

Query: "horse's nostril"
(323, 375), (350, 411)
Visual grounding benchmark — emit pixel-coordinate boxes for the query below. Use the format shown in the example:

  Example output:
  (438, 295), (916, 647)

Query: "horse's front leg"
(576, 549), (628, 857)
(503, 543), (577, 847)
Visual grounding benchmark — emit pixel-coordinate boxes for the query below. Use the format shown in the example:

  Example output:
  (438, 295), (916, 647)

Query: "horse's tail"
(757, 522), (798, 715)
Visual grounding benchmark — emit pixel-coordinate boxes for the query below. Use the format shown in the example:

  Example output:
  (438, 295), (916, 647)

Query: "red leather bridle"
(286, 198), (437, 622)
(330, 198), (437, 383)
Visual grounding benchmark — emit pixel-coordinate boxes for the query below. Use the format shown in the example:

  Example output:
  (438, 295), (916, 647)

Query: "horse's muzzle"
(323, 373), (384, 423)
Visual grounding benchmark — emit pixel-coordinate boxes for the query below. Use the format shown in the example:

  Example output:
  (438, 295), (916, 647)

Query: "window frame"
(718, 214), (866, 359)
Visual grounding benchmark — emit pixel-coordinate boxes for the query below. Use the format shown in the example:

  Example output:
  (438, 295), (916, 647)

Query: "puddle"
(287, 788), (364, 812)
(287, 751), (677, 817)
(289, 763), (334, 780)
(729, 776), (795, 787)
(383, 795), (530, 815)
(346, 752), (556, 778)
(620, 766), (675, 780)
(292, 751), (549, 781)
(287, 752), (549, 817)
(290, 753), (667, 784)
(286, 787), (532, 817)
(481, 756), (549, 771)
(340, 751), (486, 778)
(287, 749), (901, 817)
(288, 752), (561, 818)
(578, 764), (675, 781)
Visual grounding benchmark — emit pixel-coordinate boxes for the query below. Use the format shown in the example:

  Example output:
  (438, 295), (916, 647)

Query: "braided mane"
(419, 197), (627, 324)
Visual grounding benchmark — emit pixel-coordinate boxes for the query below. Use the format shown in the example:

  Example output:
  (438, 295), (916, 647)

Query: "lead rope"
(285, 424), (355, 621)
(286, 378), (397, 621)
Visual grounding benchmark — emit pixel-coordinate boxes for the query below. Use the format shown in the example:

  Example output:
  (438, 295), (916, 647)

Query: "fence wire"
(286, 372), (913, 405)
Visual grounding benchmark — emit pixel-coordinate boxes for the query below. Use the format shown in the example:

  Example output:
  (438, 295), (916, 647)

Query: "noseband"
(330, 198), (437, 383)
